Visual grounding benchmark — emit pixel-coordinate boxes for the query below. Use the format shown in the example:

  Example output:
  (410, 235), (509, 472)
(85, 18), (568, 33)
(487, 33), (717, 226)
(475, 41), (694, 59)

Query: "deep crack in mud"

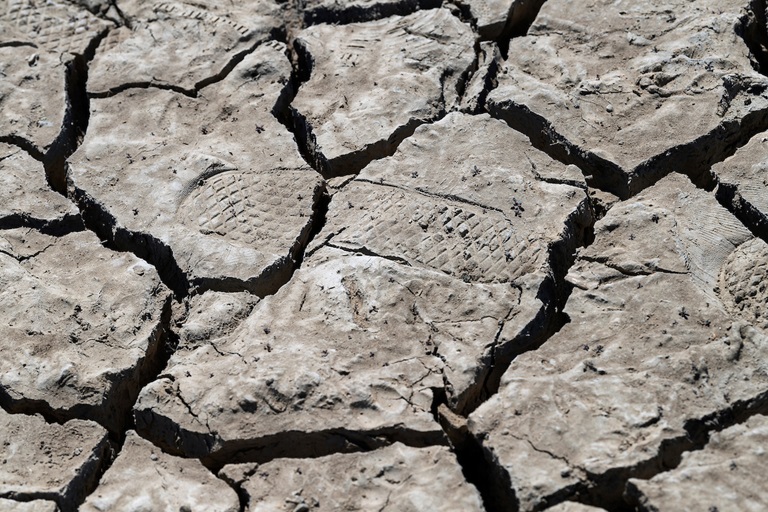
(4, 1), (768, 511)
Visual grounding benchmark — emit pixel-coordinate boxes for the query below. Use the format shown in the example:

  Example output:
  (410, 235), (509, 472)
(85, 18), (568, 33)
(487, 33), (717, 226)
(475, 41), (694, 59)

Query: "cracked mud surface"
(2, 1), (768, 511)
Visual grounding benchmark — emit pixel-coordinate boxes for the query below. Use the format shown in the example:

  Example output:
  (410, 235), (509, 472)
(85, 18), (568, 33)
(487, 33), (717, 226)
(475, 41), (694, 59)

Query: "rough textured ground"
(2, 0), (768, 511)
(626, 413), (768, 511)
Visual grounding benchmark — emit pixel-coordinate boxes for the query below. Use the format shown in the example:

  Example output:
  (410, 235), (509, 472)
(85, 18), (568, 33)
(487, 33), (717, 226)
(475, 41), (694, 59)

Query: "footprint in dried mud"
(469, 173), (768, 511)
(0, 0), (109, 154)
(69, 43), (325, 296)
(88, 0), (283, 95)
(131, 112), (593, 473)
(3, 1), (768, 511)
(719, 237), (768, 330)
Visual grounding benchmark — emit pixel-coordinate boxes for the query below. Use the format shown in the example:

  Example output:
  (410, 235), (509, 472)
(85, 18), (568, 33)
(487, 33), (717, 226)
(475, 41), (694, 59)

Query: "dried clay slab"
(220, 443), (484, 512)
(132, 112), (593, 463)
(0, 48), (65, 153)
(69, 42), (324, 295)
(0, 499), (58, 512)
(0, 143), (81, 231)
(0, 228), (171, 433)
(626, 413), (768, 511)
(546, 503), (607, 512)
(0, 0), (110, 151)
(291, 8), (475, 176)
(489, 0), (768, 197)
(469, 173), (768, 510)
(89, 0), (283, 94)
(81, 431), (239, 512)
(0, 409), (109, 511)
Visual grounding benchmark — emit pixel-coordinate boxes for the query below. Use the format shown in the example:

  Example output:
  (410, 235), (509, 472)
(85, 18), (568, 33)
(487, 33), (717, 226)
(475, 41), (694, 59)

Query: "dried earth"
(1, 0), (768, 511)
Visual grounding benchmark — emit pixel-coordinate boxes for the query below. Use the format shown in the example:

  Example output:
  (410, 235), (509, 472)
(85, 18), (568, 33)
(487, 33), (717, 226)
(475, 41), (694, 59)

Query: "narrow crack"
(218, 464), (259, 512)
(0, 211), (84, 236)
(578, 256), (689, 279)
(152, 424), (449, 474)
(456, 39), (484, 110)
(88, 80), (195, 99)
(0, 396), (65, 427)
(526, 154), (587, 190)
(271, 36), (321, 175)
(514, 433), (577, 469)
(208, 339), (249, 367)
(0, 240), (56, 263)
(175, 389), (208, 430)
(463, 44), (502, 114)
(294, 187), (331, 269)
(448, 44), (474, 110)
(0, 41), (38, 48)
(355, 177), (506, 214)
(473, 302), (518, 410)
(88, 36), (281, 99)
(587, 187), (620, 221)
(325, 241), (413, 266)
